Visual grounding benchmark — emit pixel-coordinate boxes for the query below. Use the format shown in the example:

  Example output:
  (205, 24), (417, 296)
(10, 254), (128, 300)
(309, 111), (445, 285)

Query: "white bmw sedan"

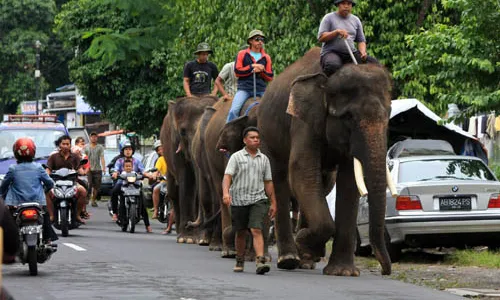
(356, 155), (500, 261)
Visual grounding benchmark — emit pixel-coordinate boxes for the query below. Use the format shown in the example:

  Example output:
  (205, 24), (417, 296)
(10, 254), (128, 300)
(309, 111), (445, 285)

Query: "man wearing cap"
(84, 132), (105, 207)
(183, 42), (219, 98)
(318, 0), (378, 76)
(227, 30), (273, 123)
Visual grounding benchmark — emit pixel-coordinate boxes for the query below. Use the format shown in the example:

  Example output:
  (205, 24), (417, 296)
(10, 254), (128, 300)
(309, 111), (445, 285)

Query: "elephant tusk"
(386, 165), (398, 197)
(353, 158), (368, 197)
(176, 143), (183, 154)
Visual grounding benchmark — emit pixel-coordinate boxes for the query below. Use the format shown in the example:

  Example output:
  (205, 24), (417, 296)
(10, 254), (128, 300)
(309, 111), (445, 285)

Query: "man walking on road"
(183, 42), (219, 97)
(222, 126), (277, 275)
(84, 132), (105, 207)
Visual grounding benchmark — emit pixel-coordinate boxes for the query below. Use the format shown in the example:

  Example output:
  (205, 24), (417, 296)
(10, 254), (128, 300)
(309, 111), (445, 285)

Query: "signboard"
(20, 101), (43, 115)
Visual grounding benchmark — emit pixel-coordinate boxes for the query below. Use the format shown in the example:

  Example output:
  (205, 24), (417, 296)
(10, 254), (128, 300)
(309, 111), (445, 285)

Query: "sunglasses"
(254, 37), (265, 42)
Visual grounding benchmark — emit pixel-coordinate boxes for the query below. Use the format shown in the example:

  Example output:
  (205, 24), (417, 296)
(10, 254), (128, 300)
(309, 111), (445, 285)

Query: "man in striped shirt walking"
(223, 126), (277, 274)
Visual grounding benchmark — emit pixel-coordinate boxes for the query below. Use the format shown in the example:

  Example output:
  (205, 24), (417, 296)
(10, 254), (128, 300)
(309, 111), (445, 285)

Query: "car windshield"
(398, 159), (496, 183)
(0, 129), (64, 159)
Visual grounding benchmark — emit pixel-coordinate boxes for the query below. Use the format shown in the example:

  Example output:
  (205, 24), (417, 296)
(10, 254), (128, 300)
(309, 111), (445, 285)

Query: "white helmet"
(153, 140), (162, 151)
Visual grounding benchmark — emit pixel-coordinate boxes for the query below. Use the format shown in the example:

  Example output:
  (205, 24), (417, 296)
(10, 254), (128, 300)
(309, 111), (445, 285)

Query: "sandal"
(161, 228), (172, 235)
(146, 226), (153, 233)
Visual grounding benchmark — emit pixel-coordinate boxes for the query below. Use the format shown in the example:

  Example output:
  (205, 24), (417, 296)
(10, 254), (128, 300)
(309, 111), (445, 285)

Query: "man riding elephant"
(183, 42), (219, 98)
(318, 0), (378, 76)
(227, 29), (273, 123)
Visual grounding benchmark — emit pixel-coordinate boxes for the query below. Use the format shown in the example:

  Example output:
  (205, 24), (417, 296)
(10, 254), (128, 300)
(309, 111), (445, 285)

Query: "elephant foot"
(323, 263), (360, 277)
(209, 244), (222, 251)
(177, 236), (186, 243)
(277, 254), (300, 270)
(198, 239), (210, 246)
(185, 237), (196, 244)
(299, 254), (316, 270)
(221, 250), (237, 258)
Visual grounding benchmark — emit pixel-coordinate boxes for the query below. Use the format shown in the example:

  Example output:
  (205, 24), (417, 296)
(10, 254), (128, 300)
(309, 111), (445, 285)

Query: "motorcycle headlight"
(65, 187), (76, 198)
(53, 189), (65, 198)
(127, 176), (136, 183)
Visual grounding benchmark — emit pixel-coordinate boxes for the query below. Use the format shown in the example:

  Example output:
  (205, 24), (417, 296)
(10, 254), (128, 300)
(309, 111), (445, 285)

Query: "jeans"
(111, 181), (123, 214)
(226, 90), (264, 123)
(320, 51), (379, 76)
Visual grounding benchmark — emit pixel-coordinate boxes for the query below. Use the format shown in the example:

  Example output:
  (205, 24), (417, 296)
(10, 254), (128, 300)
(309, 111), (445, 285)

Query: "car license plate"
(439, 197), (472, 211)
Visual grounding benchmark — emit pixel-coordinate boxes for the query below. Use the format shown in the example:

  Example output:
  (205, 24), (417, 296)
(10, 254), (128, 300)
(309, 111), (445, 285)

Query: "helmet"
(334, 0), (356, 6)
(153, 140), (162, 151)
(247, 29), (265, 42)
(13, 137), (36, 160)
(120, 140), (135, 156)
(193, 42), (213, 55)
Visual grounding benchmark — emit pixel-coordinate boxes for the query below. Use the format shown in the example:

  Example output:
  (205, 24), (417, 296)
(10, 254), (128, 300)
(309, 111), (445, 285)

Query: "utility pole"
(35, 40), (41, 115)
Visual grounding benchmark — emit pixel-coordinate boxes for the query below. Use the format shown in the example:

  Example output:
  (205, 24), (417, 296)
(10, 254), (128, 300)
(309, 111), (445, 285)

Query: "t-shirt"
(154, 156), (167, 176)
(84, 143), (105, 171)
(250, 51), (262, 62)
(183, 60), (219, 95)
(224, 148), (272, 206)
(47, 151), (81, 171)
(218, 62), (238, 96)
(317, 12), (366, 56)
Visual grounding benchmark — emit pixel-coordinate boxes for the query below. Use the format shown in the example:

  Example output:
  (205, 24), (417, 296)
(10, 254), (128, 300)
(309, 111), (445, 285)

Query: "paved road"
(3, 205), (461, 300)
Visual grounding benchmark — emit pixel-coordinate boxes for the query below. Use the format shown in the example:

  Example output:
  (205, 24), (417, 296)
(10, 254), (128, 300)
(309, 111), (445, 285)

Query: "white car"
(356, 155), (500, 261)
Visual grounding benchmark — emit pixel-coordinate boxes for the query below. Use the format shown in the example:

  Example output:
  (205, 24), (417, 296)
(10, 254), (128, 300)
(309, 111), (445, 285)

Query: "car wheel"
(355, 229), (371, 257)
(385, 229), (402, 263)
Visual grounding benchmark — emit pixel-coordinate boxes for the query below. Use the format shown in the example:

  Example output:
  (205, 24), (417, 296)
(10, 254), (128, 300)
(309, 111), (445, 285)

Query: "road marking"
(63, 243), (87, 251)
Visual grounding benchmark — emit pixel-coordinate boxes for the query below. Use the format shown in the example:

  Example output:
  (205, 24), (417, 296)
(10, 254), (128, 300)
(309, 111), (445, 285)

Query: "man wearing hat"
(183, 42), (219, 97)
(318, 0), (378, 76)
(227, 29), (273, 123)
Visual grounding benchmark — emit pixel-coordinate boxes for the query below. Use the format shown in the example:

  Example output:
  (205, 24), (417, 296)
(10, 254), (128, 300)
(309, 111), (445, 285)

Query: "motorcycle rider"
(46, 135), (88, 224)
(0, 137), (58, 243)
(110, 141), (153, 232)
(121, 159), (152, 233)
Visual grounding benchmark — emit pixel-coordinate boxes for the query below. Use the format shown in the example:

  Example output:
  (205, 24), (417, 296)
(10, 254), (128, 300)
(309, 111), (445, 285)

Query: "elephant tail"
(200, 208), (221, 229)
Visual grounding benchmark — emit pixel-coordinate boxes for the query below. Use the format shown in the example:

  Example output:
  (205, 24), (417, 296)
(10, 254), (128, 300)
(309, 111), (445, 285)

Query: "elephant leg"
(273, 172), (300, 270)
(197, 173), (212, 246)
(289, 144), (334, 270)
(212, 170), (236, 257)
(323, 162), (360, 276)
(167, 173), (181, 237)
(178, 167), (197, 244)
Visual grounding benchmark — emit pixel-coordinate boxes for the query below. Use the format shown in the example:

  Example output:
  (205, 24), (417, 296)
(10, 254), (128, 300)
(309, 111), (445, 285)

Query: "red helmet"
(13, 137), (36, 160)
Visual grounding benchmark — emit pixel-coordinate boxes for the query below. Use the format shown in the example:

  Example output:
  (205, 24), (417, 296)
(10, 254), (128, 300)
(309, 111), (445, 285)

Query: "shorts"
(88, 171), (102, 193)
(231, 199), (269, 231)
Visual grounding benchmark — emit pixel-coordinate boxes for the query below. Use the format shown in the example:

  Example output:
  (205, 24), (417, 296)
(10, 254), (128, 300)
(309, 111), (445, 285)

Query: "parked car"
(68, 126), (89, 145)
(356, 155), (500, 262)
(0, 115), (68, 184)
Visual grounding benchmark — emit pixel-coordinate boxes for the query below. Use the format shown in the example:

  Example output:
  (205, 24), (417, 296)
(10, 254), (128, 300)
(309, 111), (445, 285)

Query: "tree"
(55, 0), (175, 136)
(393, 0), (500, 114)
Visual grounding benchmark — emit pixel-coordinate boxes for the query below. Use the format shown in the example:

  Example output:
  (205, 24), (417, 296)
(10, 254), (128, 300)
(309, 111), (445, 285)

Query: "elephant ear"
(286, 73), (328, 128)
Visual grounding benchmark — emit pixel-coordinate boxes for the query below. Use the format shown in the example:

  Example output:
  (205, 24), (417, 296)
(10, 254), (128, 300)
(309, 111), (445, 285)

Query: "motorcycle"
(48, 159), (87, 237)
(117, 171), (145, 233)
(10, 203), (57, 276)
(156, 176), (171, 224)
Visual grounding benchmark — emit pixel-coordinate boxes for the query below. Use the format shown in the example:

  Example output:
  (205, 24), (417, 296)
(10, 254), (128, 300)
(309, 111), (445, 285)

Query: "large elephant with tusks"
(257, 47), (393, 276)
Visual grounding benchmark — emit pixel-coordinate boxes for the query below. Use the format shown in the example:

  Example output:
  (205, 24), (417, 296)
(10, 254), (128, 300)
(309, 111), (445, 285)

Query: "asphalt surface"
(3, 204), (461, 300)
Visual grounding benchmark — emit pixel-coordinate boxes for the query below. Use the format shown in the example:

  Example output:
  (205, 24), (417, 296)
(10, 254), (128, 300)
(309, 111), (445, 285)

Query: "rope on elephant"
(244, 102), (259, 116)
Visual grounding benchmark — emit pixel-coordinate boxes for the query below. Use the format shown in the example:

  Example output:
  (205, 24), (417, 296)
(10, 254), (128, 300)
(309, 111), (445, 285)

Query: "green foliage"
(445, 249), (500, 268)
(56, 0), (499, 135)
(55, 0), (172, 136)
(393, 0), (500, 114)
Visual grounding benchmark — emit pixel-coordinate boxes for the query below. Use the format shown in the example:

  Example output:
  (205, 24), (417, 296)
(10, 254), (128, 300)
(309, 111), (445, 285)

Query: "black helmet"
(120, 140), (135, 156)
(334, 0), (356, 6)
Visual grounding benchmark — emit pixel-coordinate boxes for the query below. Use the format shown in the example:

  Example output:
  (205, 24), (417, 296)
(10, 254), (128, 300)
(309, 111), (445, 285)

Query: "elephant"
(188, 102), (223, 250)
(252, 47), (393, 276)
(159, 96), (218, 244)
(202, 97), (262, 258)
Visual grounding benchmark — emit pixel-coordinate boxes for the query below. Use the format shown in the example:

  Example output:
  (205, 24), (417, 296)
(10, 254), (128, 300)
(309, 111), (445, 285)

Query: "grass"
(444, 249), (500, 268)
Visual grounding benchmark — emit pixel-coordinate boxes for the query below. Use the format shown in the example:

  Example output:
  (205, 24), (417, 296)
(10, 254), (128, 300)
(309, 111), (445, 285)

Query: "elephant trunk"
(355, 121), (391, 275)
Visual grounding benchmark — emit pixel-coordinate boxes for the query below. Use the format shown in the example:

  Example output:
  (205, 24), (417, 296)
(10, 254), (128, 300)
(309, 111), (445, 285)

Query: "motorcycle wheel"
(28, 246), (38, 276)
(60, 207), (69, 237)
(129, 204), (137, 233)
(158, 203), (168, 223)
